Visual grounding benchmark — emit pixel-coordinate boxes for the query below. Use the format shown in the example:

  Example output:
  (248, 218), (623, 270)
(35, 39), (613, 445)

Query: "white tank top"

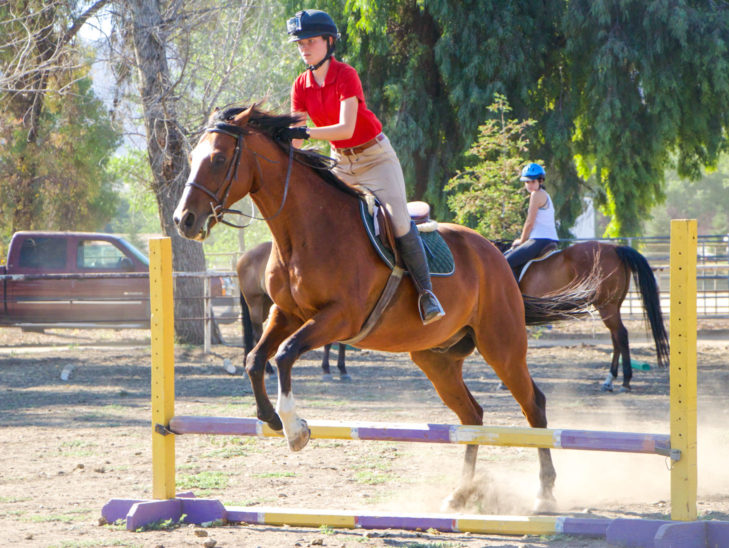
(529, 192), (558, 240)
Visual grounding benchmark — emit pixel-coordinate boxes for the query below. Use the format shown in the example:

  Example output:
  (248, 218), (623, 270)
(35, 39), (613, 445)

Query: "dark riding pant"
(504, 238), (557, 279)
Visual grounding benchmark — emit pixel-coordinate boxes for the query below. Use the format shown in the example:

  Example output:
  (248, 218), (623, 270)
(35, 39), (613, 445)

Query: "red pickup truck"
(0, 231), (234, 328)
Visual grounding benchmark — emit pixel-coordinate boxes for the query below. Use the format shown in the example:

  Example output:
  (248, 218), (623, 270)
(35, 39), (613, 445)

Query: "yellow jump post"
(149, 237), (176, 500)
(669, 219), (697, 521)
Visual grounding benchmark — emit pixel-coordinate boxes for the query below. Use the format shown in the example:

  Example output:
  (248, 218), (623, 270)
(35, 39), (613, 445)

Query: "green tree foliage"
(446, 95), (534, 239)
(0, 68), (121, 248)
(645, 156), (729, 237)
(0, 0), (118, 249)
(294, 1), (729, 236)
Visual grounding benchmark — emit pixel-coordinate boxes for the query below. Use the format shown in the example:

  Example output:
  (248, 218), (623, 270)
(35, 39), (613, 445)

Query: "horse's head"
(173, 105), (261, 240)
(174, 103), (358, 240)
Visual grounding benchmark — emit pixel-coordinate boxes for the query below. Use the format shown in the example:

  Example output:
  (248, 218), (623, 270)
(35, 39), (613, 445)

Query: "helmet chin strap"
(306, 40), (335, 71)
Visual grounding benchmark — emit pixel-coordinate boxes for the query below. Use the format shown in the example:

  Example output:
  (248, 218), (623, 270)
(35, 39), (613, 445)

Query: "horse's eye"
(212, 154), (226, 167)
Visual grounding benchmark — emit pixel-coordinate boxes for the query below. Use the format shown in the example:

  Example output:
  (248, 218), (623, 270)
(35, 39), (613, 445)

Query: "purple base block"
(102, 496), (226, 531)
(101, 499), (145, 523)
(606, 518), (673, 547)
(655, 521), (707, 548)
(707, 521), (729, 547)
(126, 500), (183, 531)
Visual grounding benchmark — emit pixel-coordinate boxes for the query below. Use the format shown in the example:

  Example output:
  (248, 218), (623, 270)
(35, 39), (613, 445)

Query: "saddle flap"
(536, 242), (558, 259)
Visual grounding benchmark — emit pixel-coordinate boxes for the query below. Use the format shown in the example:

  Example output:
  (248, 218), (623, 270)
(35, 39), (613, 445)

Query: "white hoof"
(601, 373), (617, 392)
(286, 419), (310, 452)
(440, 494), (456, 512)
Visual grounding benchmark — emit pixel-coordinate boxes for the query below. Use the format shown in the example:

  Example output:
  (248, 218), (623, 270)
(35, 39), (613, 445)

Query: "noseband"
(184, 122), (293, 230)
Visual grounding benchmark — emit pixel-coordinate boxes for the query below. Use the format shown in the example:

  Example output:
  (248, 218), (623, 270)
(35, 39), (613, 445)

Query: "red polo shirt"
(291, 57), (382, 149)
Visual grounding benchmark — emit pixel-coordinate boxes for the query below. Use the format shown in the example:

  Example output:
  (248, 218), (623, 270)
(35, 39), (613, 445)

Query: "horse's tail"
(614, 246), (670, 368)
(240, 290), (255, 359)
(522, 280), (597, 325)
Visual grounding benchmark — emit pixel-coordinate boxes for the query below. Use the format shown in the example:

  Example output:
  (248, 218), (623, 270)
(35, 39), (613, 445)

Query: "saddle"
(516, 242), (560, 282)
(341, 197), (454, 346)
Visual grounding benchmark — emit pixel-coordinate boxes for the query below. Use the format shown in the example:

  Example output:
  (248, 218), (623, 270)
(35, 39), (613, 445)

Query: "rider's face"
(297, 36), (328, 66)
(524, 179), (541, 192)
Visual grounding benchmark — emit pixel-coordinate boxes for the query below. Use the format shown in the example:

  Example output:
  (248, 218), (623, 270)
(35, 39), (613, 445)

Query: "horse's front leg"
(245, 306), (299, 432)
(274, 309), (354, 451)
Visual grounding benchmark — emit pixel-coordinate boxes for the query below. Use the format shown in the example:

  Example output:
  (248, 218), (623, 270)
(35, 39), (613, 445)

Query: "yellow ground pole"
(149, 237), (176, 500)
(669, 220), (697, 521)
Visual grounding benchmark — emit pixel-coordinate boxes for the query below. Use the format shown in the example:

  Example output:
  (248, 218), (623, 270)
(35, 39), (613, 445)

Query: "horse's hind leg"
(409, 346), (483, 510)
(320, 343), (333, 381)
(475, 328), (556, 512)
(337, 343), (350, 381)
(599, 305), (631, 392)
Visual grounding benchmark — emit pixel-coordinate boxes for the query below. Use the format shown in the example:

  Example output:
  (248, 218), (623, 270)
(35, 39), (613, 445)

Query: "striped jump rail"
(163, 417), (675, 458)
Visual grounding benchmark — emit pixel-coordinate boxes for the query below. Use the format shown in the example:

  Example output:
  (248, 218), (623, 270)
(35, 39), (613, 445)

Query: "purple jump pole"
(167, 416), (672, 457)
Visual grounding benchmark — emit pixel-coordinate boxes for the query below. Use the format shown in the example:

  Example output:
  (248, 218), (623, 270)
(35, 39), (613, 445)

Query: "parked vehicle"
(0, 231), (235, 328)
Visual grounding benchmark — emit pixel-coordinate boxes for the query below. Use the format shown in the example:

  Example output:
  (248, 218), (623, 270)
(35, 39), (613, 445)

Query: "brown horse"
(173, 105), (596, 511)
(236, 241), (348, 381)
(507, 242), (668, 392)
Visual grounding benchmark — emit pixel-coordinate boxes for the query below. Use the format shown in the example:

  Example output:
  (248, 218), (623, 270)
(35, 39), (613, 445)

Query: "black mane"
(210, 105), (363, 199)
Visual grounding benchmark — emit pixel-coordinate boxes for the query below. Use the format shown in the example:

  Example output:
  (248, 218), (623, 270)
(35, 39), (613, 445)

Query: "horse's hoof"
(267, 414), (283, 432)
(340, 374), (352, 382)
(440, 494), (456, 512)
(321, 373), (334, 382)
(600, 383), (613, 392)
(440, 484), (474, 512)
(619, 385), (631, 393)
(497, 381), (508, 391)
(287, 419), (310, 452)
(533, 495), (557, 514)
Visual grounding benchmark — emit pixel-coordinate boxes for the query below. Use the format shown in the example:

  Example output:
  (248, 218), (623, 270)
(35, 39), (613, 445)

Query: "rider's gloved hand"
(275, 126), (309, 141)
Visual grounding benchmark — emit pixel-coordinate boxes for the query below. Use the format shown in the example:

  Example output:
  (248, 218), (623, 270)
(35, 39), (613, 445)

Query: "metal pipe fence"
(4, 233), (728, 350)
(563, 234), (729, 318)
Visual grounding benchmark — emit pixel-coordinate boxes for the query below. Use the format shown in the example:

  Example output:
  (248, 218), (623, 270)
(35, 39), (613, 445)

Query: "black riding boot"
(396, 221), (445, 325)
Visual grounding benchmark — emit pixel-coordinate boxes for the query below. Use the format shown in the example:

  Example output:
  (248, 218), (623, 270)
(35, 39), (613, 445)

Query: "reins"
(185, 122), (294, 229)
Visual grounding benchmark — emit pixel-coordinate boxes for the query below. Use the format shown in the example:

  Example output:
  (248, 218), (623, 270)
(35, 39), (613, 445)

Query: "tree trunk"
(127, 0), (211, 344)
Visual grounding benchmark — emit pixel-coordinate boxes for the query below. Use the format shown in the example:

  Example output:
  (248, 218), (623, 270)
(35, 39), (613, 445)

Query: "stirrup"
(418, 290), (445, 325)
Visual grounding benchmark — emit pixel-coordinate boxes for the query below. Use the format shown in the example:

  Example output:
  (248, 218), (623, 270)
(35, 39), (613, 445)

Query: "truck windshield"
(118, 238), (150, 267)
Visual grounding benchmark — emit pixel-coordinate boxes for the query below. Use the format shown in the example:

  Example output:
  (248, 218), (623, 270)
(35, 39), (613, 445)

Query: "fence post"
(204, 276), (211, 354)
(149, 237), (176, 499)
(669, 220), (697, 521)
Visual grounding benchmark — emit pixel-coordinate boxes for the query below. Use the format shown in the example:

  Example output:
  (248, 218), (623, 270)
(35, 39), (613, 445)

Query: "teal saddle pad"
(359, 200), (455, 276)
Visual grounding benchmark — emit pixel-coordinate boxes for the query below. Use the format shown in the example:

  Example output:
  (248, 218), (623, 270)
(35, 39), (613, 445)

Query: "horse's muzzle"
(174, 210), (207, 240)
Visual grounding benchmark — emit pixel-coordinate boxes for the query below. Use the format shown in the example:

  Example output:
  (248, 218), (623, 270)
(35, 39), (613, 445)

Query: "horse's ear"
(233, 103), (257, 126)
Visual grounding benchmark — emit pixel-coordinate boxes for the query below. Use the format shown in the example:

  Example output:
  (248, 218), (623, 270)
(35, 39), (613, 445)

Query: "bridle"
(184, 122), (293, 230)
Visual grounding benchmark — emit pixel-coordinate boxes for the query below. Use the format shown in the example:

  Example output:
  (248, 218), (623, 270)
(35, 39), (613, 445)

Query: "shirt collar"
(304, 57), (341, 88)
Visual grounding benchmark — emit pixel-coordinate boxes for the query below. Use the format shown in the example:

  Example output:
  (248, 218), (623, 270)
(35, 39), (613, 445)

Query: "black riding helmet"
(287, 9), (340, 71)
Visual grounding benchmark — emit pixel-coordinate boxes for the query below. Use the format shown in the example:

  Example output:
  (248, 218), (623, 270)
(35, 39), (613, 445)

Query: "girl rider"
(277, 9), (444, 325)
(504, 163), (559, 278)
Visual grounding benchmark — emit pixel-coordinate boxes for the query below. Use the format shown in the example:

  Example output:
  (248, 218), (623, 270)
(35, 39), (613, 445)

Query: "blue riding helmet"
(520, 163), (546, 181)
(287, 9), (340, 42)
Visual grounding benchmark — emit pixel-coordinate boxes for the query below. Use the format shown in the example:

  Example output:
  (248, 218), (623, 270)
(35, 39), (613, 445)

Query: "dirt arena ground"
(1, 318), (728, 547)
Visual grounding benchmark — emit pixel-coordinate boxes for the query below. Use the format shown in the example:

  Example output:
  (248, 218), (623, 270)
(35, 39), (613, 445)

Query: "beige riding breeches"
(332, 134), (411, 237)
